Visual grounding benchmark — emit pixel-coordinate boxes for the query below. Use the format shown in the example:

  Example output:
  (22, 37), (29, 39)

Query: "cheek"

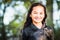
(31, 15), (35, 19)
(42, 14), (45, 18)
(30, 13), (36, 18)
(30, 15), (36, 21)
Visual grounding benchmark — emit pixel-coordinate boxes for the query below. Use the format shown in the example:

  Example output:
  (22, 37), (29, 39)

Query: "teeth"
(35, 18), (40, 20)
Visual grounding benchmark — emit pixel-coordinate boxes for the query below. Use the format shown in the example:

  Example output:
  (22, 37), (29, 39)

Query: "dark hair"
(23, 3), (47, 29)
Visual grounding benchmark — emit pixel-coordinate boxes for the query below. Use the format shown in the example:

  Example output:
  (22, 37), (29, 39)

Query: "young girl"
(22, 3), (54, 40)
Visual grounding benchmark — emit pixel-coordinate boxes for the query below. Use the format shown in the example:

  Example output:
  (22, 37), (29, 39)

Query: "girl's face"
(30, 6), (45, 23)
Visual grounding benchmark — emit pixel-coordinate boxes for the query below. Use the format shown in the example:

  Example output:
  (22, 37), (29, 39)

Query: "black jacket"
(22, 23), (54, 40)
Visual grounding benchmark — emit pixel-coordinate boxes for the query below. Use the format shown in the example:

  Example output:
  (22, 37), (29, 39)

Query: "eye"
(33, 11), (37, 14)
(40, 13), (42, 15)
(34, 12), (37, 14)
(40, 13), (44, 15)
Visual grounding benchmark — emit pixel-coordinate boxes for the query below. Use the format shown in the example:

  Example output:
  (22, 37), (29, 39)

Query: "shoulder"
(44, 25), (54, 34)
(23, 27), (30, 32)
(22, 25), (32, 34)
(45, 25), (53, 30)
(44, 25), (54, 37)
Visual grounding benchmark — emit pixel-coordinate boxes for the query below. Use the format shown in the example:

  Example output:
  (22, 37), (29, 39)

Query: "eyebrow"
(33, 11), (43, 13)
(33, 11), (37, 12)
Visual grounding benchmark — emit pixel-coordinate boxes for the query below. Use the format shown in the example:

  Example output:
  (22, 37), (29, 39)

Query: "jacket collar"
(30, 23), (47, 31)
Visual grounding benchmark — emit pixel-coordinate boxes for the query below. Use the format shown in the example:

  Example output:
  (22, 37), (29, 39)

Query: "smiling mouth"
(35, 17), (42, 20)
(34, 18), (42, 21)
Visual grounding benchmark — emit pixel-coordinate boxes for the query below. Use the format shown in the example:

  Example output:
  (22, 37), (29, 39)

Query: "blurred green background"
(0, 0), (60, 40)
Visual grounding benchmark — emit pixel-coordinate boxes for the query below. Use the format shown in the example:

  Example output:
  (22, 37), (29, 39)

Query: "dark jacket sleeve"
(22, 29), (28, 40)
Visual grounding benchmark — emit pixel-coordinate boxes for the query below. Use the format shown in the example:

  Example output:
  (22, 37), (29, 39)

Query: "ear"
(30, 14), (31, 17)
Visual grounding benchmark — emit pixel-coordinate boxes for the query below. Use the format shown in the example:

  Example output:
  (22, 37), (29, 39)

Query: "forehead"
(32, 6), (44, 12)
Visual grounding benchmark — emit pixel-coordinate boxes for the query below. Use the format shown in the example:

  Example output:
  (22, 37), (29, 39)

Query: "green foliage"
(9, 21), (19, 36)
(8, 13), (27, 36)
(24, 1), (31, 9)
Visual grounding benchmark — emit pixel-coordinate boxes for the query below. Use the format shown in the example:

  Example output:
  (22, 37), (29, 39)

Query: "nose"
(37, 13), (41, 17)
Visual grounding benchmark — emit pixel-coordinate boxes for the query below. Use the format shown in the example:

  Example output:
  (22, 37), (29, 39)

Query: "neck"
(32, 21), (42, 29)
